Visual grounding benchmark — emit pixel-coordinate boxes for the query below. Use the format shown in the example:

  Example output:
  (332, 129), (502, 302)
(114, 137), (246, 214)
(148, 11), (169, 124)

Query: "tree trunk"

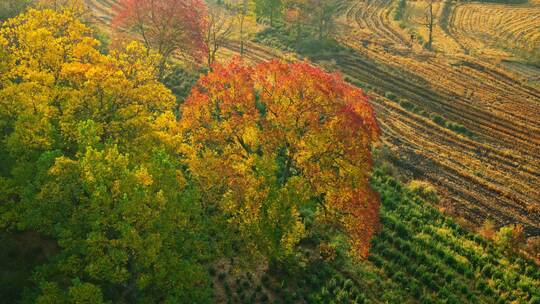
(428, 23), (433, 49)
(240, 0), (247, 57)
(240, 20), (244, 57)
(319, 12), (323, 40)
(427, 1), (434, 50)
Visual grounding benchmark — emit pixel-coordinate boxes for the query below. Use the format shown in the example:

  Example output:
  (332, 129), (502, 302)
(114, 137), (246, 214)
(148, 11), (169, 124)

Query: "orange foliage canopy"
(180, 59), (380, 258)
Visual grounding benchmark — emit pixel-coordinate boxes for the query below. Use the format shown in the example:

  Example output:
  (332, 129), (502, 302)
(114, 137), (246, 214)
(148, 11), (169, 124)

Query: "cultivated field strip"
(448, 2), (540, 57)
(371, 97), (539, 232)
(85, 0), (117, 23)
(338, 50), (540, 233)
(338, 52), (540, 154)
(345, 0), (410, 47)
(371, 173), (540, 303)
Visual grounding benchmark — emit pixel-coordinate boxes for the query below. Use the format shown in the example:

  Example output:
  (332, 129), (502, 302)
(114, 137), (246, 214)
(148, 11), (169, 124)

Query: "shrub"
(421, 296), (436, 304)
(445, 121), (474, 137)
(447, 295), (460, 304)
(236, 284), (244, 295)
(400, 100), (416, 111)
(354, 294), (367, 304)
(392, 271), (406, 284)
(224, 282), (232, 296)
(261, 274), (270, 286)
(481, 264), (493, 277)
(431, 114), (447, 126)
(409, 281), (421, 298)
(495, 224), (526, 253)
(297, 38), (344, 58)
(385, 91), (398, 101)
(407, 180), (439, 202)
(162, 65), (199, 103)
(443, 271), (453, 283)
(476, 281), (489, 294)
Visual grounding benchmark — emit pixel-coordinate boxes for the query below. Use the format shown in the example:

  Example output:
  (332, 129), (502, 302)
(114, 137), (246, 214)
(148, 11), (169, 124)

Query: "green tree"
(308, 0), (339, 39)
(254, 0), (282, 26)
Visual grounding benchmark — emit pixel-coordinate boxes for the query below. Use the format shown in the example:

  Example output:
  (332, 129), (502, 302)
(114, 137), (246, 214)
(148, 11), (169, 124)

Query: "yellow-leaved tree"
(0, 9), (213, 302)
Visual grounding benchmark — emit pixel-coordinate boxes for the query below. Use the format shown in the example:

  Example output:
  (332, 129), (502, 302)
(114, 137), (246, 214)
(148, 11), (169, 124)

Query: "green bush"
(447, 122), (467, 134)
(385, 91), (398, 101)
(407, 180), (439, 202)
(224, 282), (232, 296)
(431, 114), (447, 126)
(399, 99), (415, 110)
(297, 38), (344, 58)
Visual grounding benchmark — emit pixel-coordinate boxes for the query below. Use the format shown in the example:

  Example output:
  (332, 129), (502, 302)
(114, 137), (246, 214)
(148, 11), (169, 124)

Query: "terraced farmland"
(84, 0), (540, 239)
(448, 1), (540, 59)
(332, 0), (540, 237)
(343, 0), (410, 47)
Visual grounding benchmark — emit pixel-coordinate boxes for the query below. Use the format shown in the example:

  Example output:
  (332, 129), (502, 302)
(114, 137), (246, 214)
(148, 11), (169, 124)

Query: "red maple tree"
(112, 0), (208, 72)
(180, 59), (381, 258)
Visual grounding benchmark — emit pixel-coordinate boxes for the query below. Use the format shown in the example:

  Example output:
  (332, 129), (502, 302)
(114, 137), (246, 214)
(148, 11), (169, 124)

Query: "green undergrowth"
(252, 22), (350, 60)
(162, 65), (200, 104)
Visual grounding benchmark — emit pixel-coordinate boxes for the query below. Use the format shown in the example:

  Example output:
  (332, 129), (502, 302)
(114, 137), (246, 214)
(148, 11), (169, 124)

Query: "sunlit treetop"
(0, 8), (176, 160)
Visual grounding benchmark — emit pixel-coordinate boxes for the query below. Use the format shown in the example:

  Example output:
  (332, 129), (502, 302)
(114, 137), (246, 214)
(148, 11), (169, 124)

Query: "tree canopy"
(0, 7), (381, 303)
(180, 59), (380, 259)
(112, 0), (208, 74)
(0, 9), (211, 302)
